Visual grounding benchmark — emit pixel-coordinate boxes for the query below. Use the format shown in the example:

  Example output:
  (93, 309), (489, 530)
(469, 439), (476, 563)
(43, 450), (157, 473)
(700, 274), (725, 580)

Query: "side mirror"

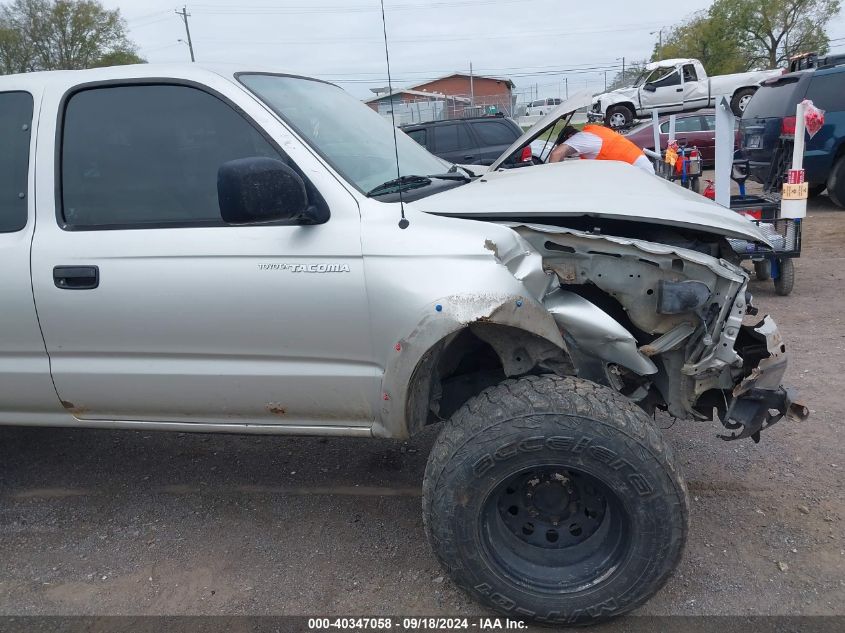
(218, 157), (312, 225)
(643, 83), (657, 92)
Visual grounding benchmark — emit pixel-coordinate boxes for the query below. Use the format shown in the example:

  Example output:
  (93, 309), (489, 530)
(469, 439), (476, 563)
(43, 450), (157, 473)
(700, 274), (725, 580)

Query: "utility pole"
(176, 6), (195, 62)
(564, 76), (568, 99)
(469, 61), (474, 106)
(604, 71), (607, 91)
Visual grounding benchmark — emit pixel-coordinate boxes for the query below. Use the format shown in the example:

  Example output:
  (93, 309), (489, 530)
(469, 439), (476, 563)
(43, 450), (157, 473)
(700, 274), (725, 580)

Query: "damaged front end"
(504, 224), (808, 443)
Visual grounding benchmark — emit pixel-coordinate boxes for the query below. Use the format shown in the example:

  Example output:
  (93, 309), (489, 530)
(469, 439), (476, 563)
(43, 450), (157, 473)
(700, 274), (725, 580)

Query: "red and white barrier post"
(781, 100), (808, 219)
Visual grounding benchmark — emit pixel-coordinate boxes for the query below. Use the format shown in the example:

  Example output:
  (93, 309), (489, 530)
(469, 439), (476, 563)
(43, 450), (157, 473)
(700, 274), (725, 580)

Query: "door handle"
(53, 266), (99, 290)
(676, 88), (683, 92)
(463, 155), (475, 160)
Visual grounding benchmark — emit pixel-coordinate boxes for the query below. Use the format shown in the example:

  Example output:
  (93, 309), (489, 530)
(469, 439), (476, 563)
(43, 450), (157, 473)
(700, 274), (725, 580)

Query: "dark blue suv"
(740, 58), (845, 207)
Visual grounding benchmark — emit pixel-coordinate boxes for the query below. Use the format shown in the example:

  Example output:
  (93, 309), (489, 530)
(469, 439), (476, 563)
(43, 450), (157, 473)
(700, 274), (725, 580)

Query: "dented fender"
(544, 288), (657, 376)
(376, 292), (565, 438)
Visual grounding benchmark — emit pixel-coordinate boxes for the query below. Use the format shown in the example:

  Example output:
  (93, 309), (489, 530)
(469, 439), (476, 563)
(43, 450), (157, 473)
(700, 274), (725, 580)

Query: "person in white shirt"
(548, 125), (655, 175)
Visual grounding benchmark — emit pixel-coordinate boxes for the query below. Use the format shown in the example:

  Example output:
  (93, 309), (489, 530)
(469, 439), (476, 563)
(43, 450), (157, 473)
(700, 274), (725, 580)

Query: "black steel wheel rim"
(480, 464), (631, 594)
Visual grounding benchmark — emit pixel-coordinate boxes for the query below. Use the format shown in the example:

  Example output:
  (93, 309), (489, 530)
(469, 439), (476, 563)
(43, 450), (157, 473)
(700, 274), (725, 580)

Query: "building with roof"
(365, 72), (515, 124)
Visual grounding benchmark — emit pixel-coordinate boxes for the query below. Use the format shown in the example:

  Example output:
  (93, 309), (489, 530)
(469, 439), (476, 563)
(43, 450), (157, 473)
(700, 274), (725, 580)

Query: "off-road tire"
(422, 375), (689, 626)
(754, 260), (771, 281)
(828, 156), (845, 208)
(774, 258), (795, 296)
(605, 105), (633, 129)
(731, 87), (756, 116)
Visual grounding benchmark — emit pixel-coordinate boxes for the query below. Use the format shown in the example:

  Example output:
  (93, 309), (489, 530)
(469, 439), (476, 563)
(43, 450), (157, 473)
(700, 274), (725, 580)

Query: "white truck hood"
(592, 86), (638, 108)
(489, 90), (594, 171)
(415, 159), (769, 244)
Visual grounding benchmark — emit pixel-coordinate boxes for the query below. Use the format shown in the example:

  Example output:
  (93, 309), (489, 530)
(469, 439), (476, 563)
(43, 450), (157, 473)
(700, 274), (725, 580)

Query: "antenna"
(379, 0), (409, 230)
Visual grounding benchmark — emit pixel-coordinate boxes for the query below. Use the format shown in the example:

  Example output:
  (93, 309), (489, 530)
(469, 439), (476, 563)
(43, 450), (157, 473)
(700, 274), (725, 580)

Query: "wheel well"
(608, 102), (635, 115)
(734, 86), (758, 97)
(405, 324), (574, 436)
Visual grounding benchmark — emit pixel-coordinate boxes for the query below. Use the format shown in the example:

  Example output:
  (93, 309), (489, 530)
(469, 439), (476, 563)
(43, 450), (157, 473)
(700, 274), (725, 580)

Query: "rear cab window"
(0, 91), (34, 233)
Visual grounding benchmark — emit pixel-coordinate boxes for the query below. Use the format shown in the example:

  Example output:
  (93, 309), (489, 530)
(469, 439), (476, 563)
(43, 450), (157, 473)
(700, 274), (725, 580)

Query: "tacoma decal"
(258, 263), (351, 273)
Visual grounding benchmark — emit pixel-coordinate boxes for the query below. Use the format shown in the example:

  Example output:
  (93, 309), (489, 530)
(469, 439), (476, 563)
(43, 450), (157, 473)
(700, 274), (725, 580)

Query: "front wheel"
(423, 375), (688, 626)
(605, 105), (633, 129)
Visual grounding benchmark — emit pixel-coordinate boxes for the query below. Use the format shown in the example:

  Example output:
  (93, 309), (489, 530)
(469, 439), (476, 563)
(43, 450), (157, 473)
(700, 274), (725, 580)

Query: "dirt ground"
(1, 196), (843, 622)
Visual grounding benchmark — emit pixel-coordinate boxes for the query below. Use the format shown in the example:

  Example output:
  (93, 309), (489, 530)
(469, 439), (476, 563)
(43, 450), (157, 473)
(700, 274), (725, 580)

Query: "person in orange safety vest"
(548, 124), (655, 174)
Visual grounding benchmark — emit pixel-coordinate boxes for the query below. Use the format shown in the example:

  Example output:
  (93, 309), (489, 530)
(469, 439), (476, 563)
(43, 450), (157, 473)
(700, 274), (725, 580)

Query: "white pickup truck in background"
(589, 58), (782, 128)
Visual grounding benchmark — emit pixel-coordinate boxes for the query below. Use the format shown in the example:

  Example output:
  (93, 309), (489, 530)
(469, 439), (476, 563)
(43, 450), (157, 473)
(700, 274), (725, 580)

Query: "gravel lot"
(1, 196), (843, 622)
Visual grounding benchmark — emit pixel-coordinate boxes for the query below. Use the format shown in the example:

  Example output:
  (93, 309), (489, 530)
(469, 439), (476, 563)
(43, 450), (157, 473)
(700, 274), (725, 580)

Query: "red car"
(623, 109), (735, 167)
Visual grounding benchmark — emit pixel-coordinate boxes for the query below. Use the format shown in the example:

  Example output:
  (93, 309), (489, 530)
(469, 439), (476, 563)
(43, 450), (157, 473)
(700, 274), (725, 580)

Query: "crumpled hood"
(593, 86), (637, 107)
(413, 159), (770, 244)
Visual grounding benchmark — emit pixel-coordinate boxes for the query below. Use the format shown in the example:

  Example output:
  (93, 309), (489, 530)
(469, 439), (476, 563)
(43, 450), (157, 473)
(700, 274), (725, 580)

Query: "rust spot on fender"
(266, 403), (287, 416)
(61, 400), (87, 416)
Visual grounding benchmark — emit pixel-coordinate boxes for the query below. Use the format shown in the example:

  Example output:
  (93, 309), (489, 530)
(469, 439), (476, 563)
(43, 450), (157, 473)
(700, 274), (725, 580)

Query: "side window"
(805, 72), (845, 112)
(703, 115), (716, 130)
(682, 64), (698, 82)
(432, 123), (473, 152)
(0, 91), (33, 233)
(649, 68), (681, 88)
(406, 128), (427, 148)
(469, 121), (519, 146)
(659, 117), (706, 133)
(61, 84), (283, 229)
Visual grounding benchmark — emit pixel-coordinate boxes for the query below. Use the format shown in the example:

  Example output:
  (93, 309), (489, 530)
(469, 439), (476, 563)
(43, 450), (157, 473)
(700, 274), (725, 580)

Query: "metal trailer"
(728, 136), (803, 296)
(643, 143), (704, 193)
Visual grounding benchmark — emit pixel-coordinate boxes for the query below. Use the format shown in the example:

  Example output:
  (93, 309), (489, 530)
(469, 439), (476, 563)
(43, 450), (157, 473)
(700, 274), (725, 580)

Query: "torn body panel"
(364, 205), (802, 442)
(505, 223), (802, 434)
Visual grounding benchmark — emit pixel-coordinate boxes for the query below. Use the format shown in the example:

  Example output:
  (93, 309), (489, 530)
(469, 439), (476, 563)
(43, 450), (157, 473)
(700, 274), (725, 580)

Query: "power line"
(190, 0), (531, 14)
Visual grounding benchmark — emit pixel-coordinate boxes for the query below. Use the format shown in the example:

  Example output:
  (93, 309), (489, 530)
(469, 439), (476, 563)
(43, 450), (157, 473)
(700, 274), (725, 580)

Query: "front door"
(639, 67), (684, 113)
(31, 80), (377, 428)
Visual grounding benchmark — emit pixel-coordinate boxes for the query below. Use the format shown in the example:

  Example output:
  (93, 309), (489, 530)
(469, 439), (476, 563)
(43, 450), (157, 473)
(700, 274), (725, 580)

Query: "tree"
(0, 0), (144, 74)
(712, 0), (841, 68)
(654, 0), (841, 73)
(653, 10), (747, 75)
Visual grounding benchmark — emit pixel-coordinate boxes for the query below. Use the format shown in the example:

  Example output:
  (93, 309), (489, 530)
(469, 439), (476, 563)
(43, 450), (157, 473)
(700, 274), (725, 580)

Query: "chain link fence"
(376, 93), (515, 125)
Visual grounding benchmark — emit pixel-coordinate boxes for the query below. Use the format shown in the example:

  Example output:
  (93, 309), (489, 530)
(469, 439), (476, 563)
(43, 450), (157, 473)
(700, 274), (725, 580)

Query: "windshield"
(239, 73), (449, 194)
(633, 70), (650, 87)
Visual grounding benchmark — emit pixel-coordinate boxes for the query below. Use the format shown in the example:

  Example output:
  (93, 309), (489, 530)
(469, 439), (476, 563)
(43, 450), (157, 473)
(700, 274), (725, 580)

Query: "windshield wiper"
(427, 171), (471, 182)
(366, 175), (431, 197)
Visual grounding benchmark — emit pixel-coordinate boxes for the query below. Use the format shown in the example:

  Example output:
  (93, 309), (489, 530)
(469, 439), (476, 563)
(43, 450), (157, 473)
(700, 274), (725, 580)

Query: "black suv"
(739, 55), (845, 206)
(401, 115), (523, 165)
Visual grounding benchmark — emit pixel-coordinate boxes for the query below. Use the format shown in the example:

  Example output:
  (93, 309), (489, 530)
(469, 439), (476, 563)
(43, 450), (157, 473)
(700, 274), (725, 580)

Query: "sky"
(104, 0), (845, 103)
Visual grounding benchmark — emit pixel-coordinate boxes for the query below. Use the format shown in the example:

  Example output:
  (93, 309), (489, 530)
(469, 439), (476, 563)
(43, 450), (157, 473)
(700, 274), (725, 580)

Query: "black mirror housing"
(218, 157), (313, 225)
(643, 83), (657, 92)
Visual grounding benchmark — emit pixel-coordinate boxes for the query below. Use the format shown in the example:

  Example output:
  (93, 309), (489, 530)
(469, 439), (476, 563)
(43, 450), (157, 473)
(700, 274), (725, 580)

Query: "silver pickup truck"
(1, 64), (806, 625)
